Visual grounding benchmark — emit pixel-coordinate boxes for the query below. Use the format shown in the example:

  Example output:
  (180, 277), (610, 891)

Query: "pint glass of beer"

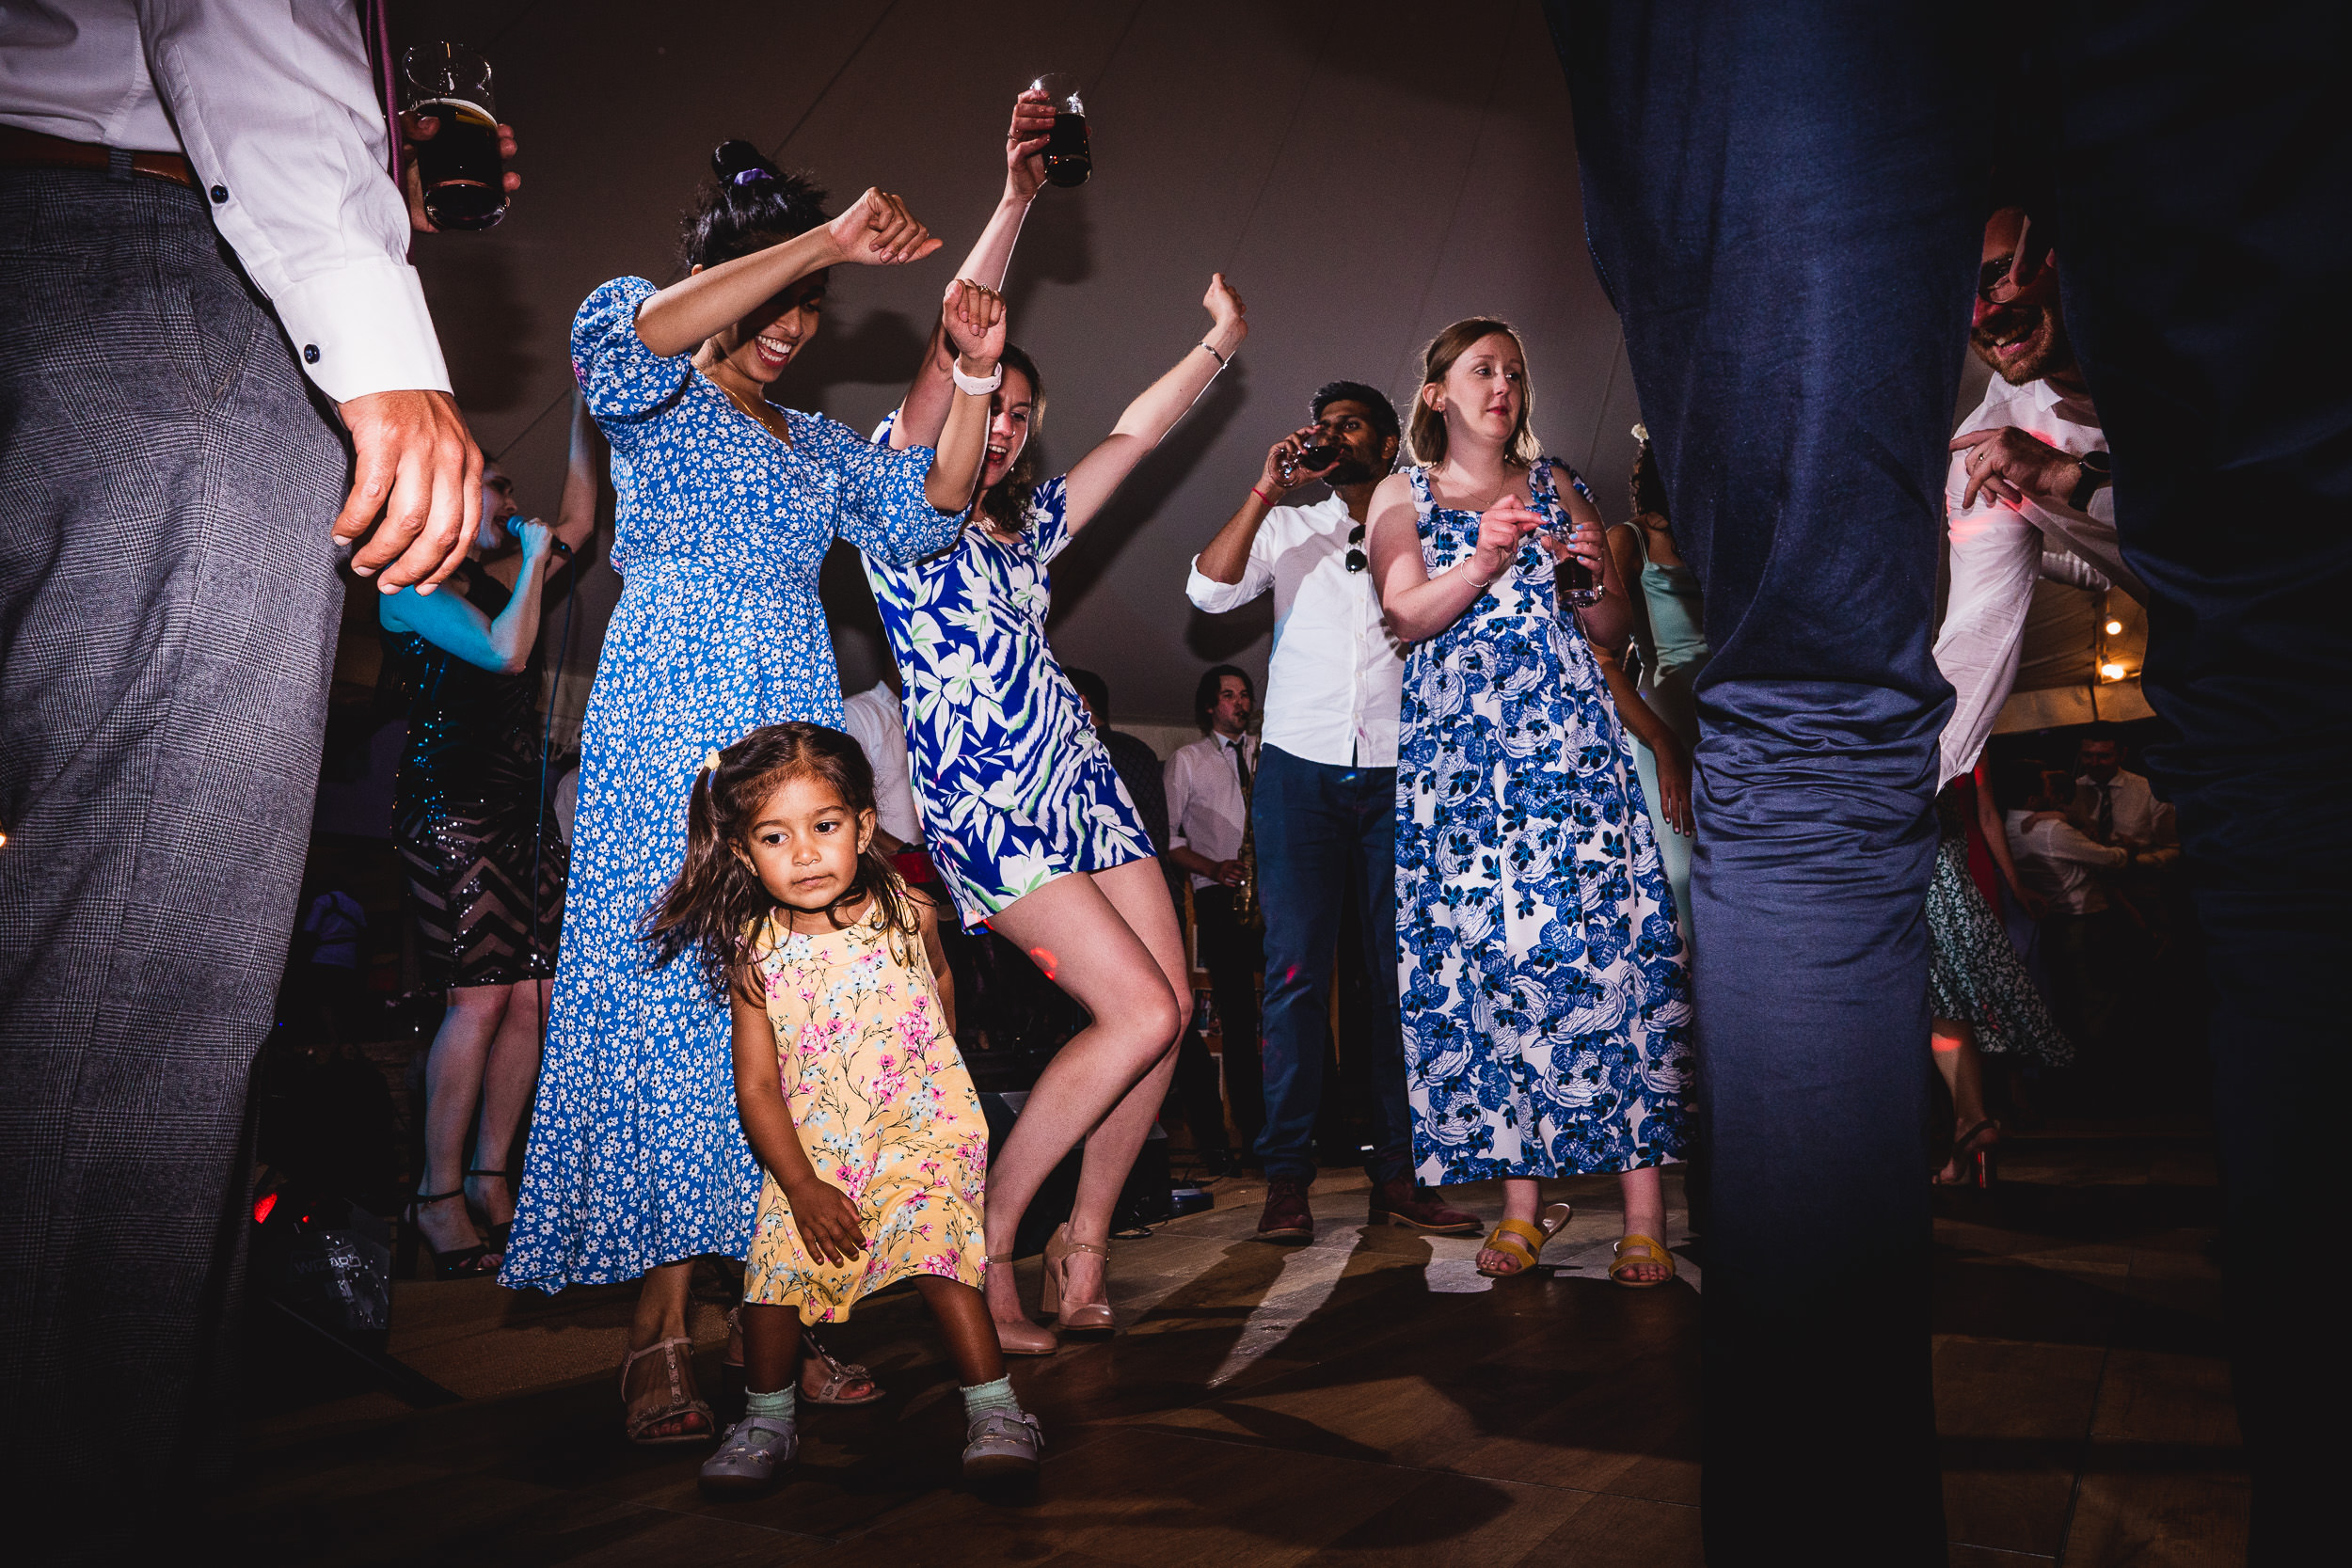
(1031, 73), (1091, 188)
(402, 43), (508, 231)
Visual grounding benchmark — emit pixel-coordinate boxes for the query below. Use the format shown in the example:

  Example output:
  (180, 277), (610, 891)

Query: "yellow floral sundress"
(742, 901), (990, 1322)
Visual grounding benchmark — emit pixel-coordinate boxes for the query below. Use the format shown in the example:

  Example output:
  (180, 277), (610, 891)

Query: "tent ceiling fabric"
(395, 0), (2122, 741)
(1993, 578), (2153, 734)
(398, 0), (1641, 727)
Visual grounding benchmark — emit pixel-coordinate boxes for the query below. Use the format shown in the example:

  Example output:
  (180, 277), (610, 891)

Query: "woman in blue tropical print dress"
(1367, 319), (1692, 1288)
(500, 142), (1005, 1445)
(867, 265), (1249, 1353)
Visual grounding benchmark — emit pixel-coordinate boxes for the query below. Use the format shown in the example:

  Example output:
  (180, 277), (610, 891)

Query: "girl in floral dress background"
(1367, 318), (1692, 1288)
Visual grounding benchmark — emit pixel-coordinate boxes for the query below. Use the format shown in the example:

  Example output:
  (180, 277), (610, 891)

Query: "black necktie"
(2094, 782), (2114, 837)
(1232, 738), (1251, 797)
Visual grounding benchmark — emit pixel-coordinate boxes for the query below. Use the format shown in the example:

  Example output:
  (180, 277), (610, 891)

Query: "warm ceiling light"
(2105, 619), (2124, 635)
(2100, 661), (2127, 681)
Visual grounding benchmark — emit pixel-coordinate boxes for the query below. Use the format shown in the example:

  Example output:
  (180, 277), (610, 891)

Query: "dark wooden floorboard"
(214, 1122), (2244, 1564)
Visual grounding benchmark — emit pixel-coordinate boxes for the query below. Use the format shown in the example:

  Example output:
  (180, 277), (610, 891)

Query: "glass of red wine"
(402, 42), (507, 231)
(1032, 73), (1090, 188)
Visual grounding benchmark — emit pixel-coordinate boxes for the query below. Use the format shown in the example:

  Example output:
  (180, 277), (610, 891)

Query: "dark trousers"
(1252, 745), (1412, 1183)
(1554, 2), (2348, 1559)
(0, 168), (348, 1501)
(1174, 884), (1263, 1155)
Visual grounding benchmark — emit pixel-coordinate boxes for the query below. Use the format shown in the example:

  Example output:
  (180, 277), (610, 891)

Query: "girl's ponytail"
(643, 747), (774, 1003)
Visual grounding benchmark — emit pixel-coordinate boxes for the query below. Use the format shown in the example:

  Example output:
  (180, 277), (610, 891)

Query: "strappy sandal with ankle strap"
(1041, 1223), (1116, 1336)
(723, 1307), (886, 1405)
(620, 1336), (715, 1446)
(464, 1166), (516, 1252)
(403, 1188), (499, 1280)
(1609, 1233), (1678, 1289)
(1477, 1202), (1573, 1279)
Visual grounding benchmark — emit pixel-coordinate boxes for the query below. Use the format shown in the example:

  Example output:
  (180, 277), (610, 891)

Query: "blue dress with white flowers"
(862, 415), (1154, 930)
(1395, 460), (1692, 1184)
(501, 277), (961, 1291)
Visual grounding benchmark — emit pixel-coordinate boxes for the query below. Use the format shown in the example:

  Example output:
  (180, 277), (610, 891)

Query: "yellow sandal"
(1609, 1233), (1677, 1289)
(1476, 1202), (1573, 1279)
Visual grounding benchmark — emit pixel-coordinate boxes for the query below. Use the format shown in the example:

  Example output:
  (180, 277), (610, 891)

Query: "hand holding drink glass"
(1466, 492), (1605, 609)
(1005, 88), (1057, 198)
(1267, 427), (1343, 491)
(401, 43), (519, 231)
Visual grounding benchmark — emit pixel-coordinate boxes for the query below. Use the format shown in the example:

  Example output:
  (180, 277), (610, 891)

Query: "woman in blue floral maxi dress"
(500, 150), (1004, 1442)
(1368, 318), (1692, 1287)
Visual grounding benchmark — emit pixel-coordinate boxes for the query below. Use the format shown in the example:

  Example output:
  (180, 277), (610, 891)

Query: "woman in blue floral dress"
(865, 267), (1249, 1353)
(1367, 319), (1692, 1287)
(501, 143), (1004, 1442)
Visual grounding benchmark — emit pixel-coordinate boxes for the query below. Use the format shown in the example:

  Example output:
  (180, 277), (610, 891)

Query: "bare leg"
(914, 1275), (1009, 1388)
(1616, 1164), (1671, 1282)
(738, 1302), (805, 1397)
(981, 865), (1185, 1333)
(415, 984), (506, 1256)
(465, 976), (548, 1229)
(1477, 1177), (1542, 1275)
(1056, 859), (1191, 1307)
(1931, 1019), (1992, 1183)
(625, 1260), (710, 1439)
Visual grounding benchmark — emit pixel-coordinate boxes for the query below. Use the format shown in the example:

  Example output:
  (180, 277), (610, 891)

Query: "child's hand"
(787, 1176), (866, 1266)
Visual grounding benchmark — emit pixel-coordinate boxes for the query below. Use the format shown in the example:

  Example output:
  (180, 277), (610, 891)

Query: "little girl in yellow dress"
(645, 721), (1041, 1494)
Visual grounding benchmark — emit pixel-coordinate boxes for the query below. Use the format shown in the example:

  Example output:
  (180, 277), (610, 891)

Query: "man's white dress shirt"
(840, 682), (922, 847)
(1934, 374), (2145, 784)
(0, 0), (451, 402)
(1165, 731), (1255, 892)
(2073, 767), (2178, 869)
(2005, 809), (2129, 916)
(1185, 494), (1404, 768)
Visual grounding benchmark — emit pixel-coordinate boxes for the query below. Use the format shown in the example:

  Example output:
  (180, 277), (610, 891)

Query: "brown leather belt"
(0, 124), (197, 190)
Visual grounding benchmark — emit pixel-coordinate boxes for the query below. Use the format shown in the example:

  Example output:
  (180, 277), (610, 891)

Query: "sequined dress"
(384, 568), (566, 990)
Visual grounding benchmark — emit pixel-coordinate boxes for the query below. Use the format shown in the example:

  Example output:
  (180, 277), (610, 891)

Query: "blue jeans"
(1557, 2), (2349, 1559)
(1250, 745), (1412, 1183)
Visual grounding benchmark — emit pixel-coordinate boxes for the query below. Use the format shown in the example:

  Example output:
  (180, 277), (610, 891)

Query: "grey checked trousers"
(0, 166), (348, 1501)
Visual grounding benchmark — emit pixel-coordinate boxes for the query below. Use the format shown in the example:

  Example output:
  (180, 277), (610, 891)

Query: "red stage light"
(252, 1192), (278, 1225)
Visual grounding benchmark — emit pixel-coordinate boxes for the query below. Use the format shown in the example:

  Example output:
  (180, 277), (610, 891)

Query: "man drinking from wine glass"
(1186, 384), (1478, 1243)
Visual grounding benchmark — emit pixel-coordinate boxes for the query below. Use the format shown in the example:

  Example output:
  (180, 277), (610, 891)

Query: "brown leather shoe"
(1368, 1177), (1480, 1235)
(1255, 1176), (1314, 1243)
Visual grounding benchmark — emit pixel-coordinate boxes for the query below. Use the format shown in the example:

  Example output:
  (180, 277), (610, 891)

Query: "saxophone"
(1232, 745), (1263, 930)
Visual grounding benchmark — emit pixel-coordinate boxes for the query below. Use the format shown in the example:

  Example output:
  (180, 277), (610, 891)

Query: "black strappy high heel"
(402, 1188), (500, 1279)
(465, 1166), (516, 1253)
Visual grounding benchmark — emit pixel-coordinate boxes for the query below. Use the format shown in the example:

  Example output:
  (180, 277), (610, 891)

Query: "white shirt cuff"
(1185, 557), (1251, 613)
(273, 260), (453, 404)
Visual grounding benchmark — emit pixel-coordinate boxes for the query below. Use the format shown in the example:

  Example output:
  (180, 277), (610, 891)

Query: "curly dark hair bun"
(681, 142), (831, 271)
(712, 139), (772, 183)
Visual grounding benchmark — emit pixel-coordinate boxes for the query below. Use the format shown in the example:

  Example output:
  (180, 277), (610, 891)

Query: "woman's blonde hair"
(1406, 317), (1542, 467)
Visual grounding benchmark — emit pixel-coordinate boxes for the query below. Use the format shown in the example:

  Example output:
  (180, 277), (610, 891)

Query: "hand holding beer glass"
(401, 43), (519, 232)
(1538, 504), (1606, 609)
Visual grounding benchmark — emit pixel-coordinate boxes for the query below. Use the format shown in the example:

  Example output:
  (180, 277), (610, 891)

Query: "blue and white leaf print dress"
(502, 277), (961, 1291)
(1395, 459), (1692, 1185)
(862, 419), (1154, 930)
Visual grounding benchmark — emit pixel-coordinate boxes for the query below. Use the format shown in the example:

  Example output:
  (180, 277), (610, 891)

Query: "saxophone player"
(1184, 385), (1480, 1244)
(1164, 668), (1263, 1175)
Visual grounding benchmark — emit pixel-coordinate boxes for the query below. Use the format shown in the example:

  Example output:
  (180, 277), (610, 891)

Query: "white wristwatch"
(952, 359), (1004, 396)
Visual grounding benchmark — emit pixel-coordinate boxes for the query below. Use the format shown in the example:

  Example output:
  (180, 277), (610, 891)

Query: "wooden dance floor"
(221, 1120), (2245, 1564)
